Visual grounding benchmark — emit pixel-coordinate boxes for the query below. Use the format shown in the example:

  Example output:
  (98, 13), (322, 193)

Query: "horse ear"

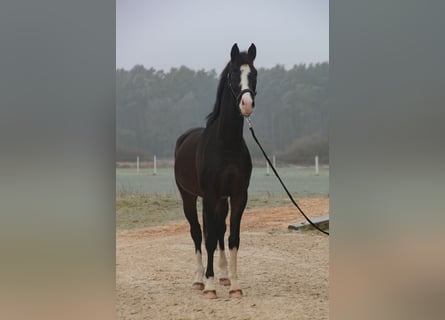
(248, 43), (256, 61)
(231, 43), (240, 61)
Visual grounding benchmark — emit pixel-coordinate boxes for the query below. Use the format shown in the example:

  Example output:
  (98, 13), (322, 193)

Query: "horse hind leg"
(228, 192), (248, 298)
(202, 196), (219, 299)
(178, 188), (204, 290)
(216, 199), (230, 287)
(218, 244), (230, 286)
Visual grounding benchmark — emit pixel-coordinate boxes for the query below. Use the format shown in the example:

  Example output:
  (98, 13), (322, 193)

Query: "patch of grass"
(116, 194), (183, 230)
(246, 194), (291, 210)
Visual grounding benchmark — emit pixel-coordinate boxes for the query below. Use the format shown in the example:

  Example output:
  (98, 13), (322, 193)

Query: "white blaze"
(240, 64), (251, 91)
(239, 64), (253, 116)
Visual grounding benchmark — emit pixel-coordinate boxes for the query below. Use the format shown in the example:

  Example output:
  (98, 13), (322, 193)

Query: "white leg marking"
(193, 251), (204, 285)
(204, 276), (216, 292)
(219, 249), (229, 279)
(229, 248), (241, 292)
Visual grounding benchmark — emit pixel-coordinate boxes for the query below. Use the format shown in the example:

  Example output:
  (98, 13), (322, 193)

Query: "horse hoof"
(229, 289), (243, 298)
(192, 282), (205, 290)
(219, 278), (231, 286)
(203, 290), (217, 299)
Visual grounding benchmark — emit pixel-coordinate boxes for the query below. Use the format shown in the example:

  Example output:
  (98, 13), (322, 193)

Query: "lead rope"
(245, 116), (329, 236)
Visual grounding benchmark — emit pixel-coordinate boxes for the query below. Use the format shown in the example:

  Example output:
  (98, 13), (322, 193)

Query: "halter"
(227, 72), (256, 107)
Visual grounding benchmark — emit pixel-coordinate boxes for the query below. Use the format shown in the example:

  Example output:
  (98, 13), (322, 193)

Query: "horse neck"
(215, 87), (244, 148)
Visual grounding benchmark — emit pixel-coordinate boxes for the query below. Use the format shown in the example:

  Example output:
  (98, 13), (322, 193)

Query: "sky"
(117, 0), (328, 72)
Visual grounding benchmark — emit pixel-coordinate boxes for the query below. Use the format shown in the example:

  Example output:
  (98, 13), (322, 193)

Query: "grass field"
(116, 166), (329, 230)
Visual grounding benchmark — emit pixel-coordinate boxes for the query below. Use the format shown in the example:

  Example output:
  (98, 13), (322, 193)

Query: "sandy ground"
(117, 198), (329, 320)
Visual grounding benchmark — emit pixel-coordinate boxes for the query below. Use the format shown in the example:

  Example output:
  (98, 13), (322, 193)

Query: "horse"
(174, 43), (257, 299)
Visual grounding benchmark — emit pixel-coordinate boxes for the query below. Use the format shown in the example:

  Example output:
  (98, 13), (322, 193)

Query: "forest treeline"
(117, 62), (329, 164)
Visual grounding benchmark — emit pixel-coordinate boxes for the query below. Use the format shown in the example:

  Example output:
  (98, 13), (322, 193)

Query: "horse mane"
(205, 62), (231, 126)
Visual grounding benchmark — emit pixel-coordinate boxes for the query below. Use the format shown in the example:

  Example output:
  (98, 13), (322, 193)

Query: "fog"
(117, 0), (328, 72)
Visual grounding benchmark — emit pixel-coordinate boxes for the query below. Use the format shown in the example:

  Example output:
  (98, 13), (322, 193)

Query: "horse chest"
(202, 151), (249, 175)
(200, 157), (251, 196)
(215, 166), (243, 197)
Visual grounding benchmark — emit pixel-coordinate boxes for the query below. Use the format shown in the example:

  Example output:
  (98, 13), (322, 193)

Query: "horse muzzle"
(238, 89), (255, 116)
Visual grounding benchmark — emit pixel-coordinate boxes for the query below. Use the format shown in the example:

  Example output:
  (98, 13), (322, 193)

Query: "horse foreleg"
(228, 192), (247, 298)
(202, 197), (218, 299)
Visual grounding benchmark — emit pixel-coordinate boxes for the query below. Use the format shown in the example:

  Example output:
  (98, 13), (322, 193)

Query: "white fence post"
(273, 155), (276, 168)
(153, 155), (157, 175)
(136, 156), (140, 174)
(315, 155), (319, 176)
(266, 160), (270, 176)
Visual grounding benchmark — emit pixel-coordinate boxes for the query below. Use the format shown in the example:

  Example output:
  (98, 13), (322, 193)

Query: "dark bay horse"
(174, 43), (257, 299)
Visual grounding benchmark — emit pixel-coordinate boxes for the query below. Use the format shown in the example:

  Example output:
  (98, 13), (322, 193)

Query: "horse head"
(228, 43), (257, 116)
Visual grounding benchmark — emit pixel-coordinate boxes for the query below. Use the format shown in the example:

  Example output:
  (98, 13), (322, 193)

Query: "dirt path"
(117, 198), (329, 320)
